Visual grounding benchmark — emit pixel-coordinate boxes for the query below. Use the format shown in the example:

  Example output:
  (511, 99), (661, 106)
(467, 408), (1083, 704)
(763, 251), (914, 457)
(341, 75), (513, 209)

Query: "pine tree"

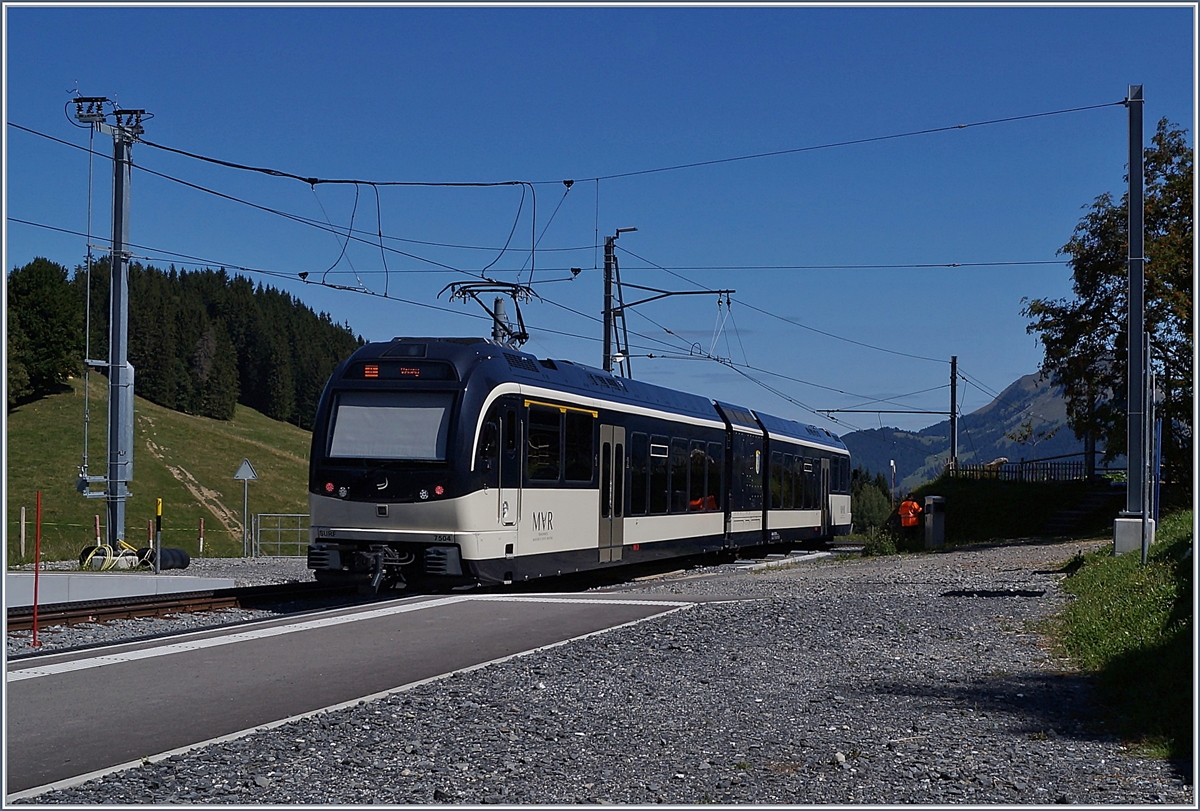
(21, 257), (361, 425)
(6, 257), (82, 397)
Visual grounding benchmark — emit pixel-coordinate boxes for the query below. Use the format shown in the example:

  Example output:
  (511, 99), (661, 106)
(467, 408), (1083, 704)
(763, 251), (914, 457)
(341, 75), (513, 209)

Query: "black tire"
(158, 547), (191, 570)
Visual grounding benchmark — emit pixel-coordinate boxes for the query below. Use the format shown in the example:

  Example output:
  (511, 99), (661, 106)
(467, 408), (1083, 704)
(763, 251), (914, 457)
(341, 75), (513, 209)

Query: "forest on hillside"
(7, 257), (364, 429)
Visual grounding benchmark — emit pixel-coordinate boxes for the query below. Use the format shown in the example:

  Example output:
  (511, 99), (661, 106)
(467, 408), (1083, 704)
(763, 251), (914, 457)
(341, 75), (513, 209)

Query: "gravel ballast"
(8, 541), (1194, 804)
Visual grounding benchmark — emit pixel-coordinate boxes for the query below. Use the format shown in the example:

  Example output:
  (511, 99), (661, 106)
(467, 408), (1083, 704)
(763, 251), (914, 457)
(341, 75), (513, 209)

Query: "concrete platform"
(6, 592), (692, 795)
(5, 572), (237, 609)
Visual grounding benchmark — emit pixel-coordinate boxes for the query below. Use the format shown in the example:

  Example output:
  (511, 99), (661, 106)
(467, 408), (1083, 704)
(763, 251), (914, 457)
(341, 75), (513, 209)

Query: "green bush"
(860, 529), (897, 557)
(852, 485), (891, 534)
(910, 476), (1115, 544)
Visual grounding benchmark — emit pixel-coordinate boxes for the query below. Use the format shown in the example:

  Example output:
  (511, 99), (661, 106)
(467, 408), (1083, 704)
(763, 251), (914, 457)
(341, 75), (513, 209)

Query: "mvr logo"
(531, 511), (554, 532)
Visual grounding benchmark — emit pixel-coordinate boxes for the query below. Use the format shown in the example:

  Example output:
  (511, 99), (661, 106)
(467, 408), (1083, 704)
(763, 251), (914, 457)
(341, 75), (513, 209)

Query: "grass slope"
(1052, 510), (1194, 760)
(7, 376), (312, 564)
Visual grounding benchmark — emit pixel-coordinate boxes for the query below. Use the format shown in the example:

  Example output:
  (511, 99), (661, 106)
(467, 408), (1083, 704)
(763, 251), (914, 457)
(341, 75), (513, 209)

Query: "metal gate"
(254, 513), (310, 556)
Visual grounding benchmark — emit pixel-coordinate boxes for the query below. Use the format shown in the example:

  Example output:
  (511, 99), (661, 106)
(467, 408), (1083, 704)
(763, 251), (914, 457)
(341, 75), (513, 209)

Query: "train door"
(499, 405), (521, 527)
(820, 457), (831, 536)
(598, 424), (625, 563)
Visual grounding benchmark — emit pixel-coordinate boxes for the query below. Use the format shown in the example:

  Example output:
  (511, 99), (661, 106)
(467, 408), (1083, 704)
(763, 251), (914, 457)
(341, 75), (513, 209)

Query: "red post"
(32, 491), (42, 647)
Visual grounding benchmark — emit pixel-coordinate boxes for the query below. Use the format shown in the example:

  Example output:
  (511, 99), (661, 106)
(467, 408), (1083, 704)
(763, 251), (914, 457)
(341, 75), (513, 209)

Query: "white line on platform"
(6, 594), (691, 683)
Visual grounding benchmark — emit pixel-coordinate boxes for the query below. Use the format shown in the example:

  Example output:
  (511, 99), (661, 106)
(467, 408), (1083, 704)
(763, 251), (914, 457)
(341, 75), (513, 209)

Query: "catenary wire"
(571, 101), (1126, 182)
(616, 244), (947, 364)
(8, 215), (683, 359)
(13, 109), (1087, 430)
(9, 122), (1071, 274)
(124, 100), (1123, 187)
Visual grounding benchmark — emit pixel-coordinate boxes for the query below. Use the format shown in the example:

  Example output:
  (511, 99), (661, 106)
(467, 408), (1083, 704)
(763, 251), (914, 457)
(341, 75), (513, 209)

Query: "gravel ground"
(8, 540), (1195, 804)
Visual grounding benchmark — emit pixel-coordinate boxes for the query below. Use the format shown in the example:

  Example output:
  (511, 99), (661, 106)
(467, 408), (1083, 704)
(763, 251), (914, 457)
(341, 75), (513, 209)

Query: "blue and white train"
(306, 337), (851, 590)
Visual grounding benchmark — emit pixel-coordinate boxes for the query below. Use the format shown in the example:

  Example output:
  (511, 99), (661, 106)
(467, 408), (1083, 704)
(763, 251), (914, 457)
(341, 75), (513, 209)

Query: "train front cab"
(306, 339), (506, 590)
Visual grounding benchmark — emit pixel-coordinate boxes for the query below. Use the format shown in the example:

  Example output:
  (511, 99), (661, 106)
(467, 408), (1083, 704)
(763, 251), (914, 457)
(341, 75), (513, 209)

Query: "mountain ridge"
(840, 372), (1093, 493)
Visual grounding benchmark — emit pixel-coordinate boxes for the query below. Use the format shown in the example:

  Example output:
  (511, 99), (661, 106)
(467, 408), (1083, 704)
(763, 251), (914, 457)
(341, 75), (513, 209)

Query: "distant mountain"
(840, 373), (1097, 493)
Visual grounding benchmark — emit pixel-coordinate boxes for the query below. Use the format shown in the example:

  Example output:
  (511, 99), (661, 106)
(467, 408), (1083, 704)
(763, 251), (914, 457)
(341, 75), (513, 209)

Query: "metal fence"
(950, 461), (1087, 482)
(254, 513), (310, 556)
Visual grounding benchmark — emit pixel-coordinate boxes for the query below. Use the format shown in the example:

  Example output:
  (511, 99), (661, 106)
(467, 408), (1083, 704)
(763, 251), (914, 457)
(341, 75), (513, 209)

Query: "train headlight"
(434, 485), (445, 496)
(324, 482), (334, 493)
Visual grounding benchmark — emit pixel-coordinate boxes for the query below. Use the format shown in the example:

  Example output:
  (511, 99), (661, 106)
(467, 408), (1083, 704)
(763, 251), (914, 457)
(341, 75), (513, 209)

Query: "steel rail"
(6, 582), (353, 633)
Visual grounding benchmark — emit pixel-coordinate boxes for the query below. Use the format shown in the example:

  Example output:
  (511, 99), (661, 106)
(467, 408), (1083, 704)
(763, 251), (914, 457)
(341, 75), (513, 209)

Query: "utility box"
(924, 495), (946, 549)
(1114, 515), (1156, 555)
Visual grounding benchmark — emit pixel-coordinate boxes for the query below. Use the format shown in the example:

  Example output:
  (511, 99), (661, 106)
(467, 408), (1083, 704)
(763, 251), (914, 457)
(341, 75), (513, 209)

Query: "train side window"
(614, 442), (624, 518)
(770, 451), (783, 510)
(563, 411), (594, 482)
(706, 441), (722, 511)
(479, 420), (499, 470)
(504, 409), (517, 453)
(600, 441), (612, 518)
(688, 440), (706, 511)
(782, 453), (794, 509)
(649, 435), (669, 514)
(629, 433), (648, 516)
(526, 405), (561, 481)
(669, 438), (689, 513)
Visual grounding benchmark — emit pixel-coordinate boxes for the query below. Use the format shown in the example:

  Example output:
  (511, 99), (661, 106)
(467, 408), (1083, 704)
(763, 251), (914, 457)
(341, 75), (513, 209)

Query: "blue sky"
(4, 4), (1195, 436)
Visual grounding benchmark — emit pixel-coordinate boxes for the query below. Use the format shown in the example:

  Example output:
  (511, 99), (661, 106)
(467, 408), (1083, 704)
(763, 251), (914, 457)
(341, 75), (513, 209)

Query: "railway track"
(7, 543), (848, 635)
(6, 582), (356, 633)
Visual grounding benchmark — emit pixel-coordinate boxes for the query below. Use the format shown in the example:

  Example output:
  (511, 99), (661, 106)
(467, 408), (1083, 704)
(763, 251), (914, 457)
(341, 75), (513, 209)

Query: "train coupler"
(361, 546), (407, 594)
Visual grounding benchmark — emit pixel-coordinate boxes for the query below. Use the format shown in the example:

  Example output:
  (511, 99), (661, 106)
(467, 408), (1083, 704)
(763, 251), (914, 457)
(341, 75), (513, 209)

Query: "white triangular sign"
(233, 459), (258, 480)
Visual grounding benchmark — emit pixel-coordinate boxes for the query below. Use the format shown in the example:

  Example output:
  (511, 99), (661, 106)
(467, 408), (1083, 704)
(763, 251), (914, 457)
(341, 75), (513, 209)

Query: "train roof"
(714, 401), (760, 432)
(753, 410), (848, 453)
(360, 338), (719, 423)
(358, 338), (847, 449)
(504, 350), (720, 423)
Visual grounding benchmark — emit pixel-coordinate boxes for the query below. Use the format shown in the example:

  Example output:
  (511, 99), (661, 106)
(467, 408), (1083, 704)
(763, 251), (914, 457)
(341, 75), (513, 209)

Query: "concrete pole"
(1125, 84), (1146, 515)
(1115, 84), (1151, 555)
(949, 356), (958, 472)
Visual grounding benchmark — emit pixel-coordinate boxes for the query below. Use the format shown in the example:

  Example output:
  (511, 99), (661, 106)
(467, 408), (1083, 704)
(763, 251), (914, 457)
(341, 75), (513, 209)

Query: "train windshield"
(327, 391), (454, 461)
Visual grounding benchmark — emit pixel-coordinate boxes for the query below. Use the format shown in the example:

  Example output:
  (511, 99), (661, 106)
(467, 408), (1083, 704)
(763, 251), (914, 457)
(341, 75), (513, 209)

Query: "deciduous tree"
(1023, 119), (1192, 489)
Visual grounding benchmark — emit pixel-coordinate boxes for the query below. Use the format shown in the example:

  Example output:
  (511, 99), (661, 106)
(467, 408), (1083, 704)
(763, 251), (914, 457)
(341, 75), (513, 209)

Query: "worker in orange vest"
(898, 495), (923, 544)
